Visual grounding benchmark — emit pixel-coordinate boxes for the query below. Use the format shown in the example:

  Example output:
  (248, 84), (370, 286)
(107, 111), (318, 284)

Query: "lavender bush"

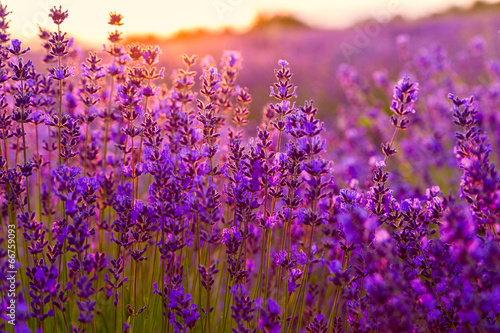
(0, 3), (499, 333)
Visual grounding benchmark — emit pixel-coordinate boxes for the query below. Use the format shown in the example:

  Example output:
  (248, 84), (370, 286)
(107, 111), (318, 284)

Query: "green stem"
(212, 252), (225, 331)
(263, 227), (273, 303)
(296, 225), (315, 331)
(327, 286), (343, 332)
(252, 222), (268, 328)
(3, 137), (9, 170)
(133, 259), (138, 314)
(83, 105), (90, 176)
(120, 117), (132, 186)
(35, 124), (43, 223)
(20, 119), (31, 213)
(57, 65), (63, 166)
(135, 84), (150, 199)
(103, 76), (114, 171)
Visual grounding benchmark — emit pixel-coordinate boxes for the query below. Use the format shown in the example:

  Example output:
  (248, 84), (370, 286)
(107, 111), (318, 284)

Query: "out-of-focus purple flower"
(48, 66), (74, 81)
(306, 313), (328, 333)
(8, 39), (29, 56)
(49, 5), (68, 25)
(221, 226), (242, 255)
(230, 284), (255, 332)
(108, 11), (124, 26)
(142, 45), (161, 66)
(257, 298), (281, 333)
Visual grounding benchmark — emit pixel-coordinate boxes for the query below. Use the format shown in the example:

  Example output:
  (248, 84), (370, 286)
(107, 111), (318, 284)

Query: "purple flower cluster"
(0, 4), (498, 333)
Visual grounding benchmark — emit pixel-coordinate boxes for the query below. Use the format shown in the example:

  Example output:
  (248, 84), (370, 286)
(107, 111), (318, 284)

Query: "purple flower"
(306, 313), (328, 333)
(142, 45), (161, 66)
(231, 284), (255, 332)
(258, 298), (281, 333)
(49, 6), (69, 25)
(221, 227), (242, 255)
(8, 39), (30, 56)
(48, 66), (75, 80)
(108, 11), (124, 26)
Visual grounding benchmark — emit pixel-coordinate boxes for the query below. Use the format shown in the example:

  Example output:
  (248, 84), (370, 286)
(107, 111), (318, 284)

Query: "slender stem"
(212, 250), (225, 331)
(252, 228), (267, 326)
(278, 174), (297, 315)
(146, 231), (160, 312)
(21, 119), (31, 213)
(276, 129), (283, 156)
(3, 138), (8, 170)
(46, 124), (53, 226)
(15, 137), (19, 167)
(51, 304), (58, 333)
(296, 225), (315, 330)
(131, 133), (135, 202)
(84, 105), (90, 176)
(61, 309), (69, 333)
(135, 76), (150, 199)
(120, 117), (132, 186)
(221, 274), (233, 333)
(327, 249), (350, 331)
(204, 225), (213, 333)
(263, 227), (273, 303)
(327, 286), (343, 332)
(57, 27), (63, 166)
(35, 124), (43, 222)
(103, 76), (115, 171)
(133, 259), (138, 309)
(131, 259), (138, 330)
(161, 217), (166, 333)
(383, 127), (399, 164)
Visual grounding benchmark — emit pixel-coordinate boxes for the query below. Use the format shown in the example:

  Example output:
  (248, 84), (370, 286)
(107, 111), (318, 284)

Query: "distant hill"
(249, 13), (310, 31)
(432, 0), (500, 17)
(123, 13), (310, 44)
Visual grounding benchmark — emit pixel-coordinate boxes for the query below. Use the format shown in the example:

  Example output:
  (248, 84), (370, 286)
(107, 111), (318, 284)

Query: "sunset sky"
(3, 0), (497, 46)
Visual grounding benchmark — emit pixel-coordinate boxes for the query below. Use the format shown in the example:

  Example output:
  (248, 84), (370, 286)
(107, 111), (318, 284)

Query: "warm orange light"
(4, 0), (492, 46)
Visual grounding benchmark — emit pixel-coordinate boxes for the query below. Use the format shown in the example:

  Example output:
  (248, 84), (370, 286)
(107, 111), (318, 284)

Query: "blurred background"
(3, 0), (500, 193)
(4, 0), (500, 117)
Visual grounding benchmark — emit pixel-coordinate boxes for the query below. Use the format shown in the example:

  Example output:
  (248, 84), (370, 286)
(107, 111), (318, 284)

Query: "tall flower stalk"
(47, 6), (70, 166)
(102, 12), (125, 172)
(9, 39), (33, 213)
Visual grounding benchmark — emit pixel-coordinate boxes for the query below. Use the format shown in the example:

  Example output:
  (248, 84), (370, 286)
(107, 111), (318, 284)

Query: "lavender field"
(1, 2), (500, 333)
